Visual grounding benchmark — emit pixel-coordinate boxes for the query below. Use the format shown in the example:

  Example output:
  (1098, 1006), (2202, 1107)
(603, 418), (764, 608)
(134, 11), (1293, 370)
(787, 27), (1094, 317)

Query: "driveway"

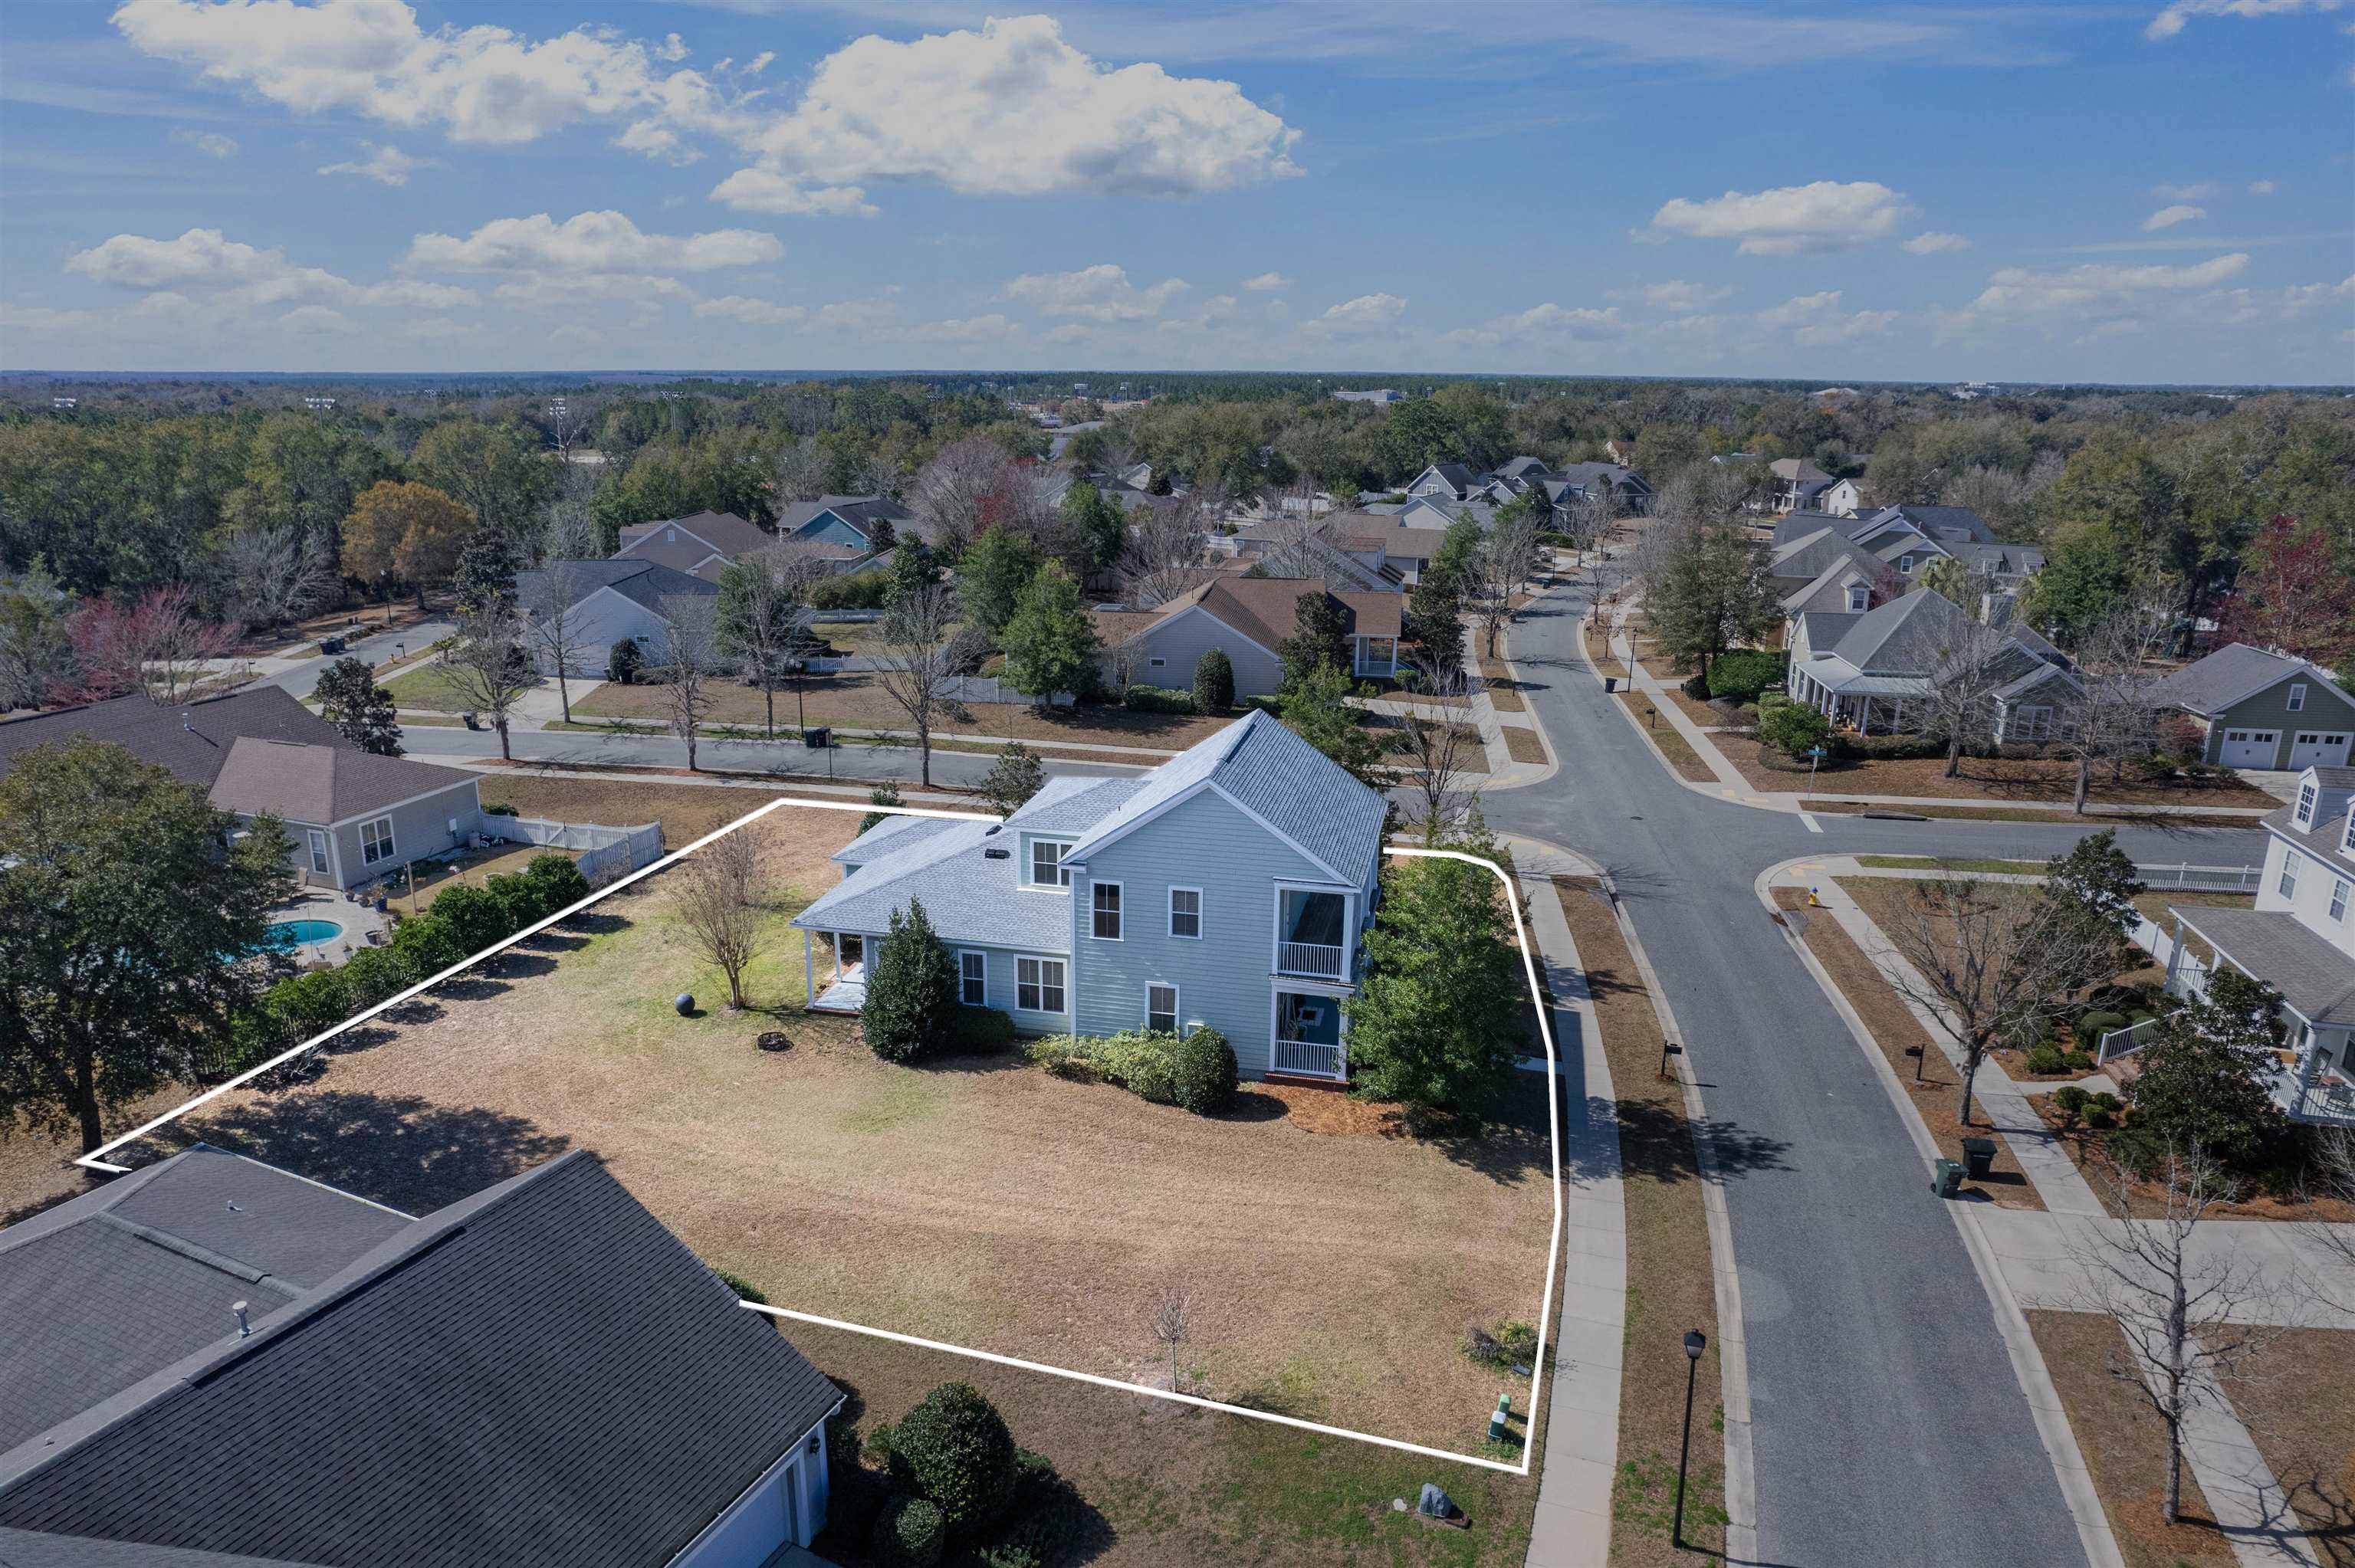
(1483, 576), (2265, 1567)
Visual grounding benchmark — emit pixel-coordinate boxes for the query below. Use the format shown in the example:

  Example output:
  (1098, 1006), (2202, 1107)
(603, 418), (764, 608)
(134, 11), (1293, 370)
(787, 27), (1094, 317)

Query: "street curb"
(1752, 859), (2126, 1568)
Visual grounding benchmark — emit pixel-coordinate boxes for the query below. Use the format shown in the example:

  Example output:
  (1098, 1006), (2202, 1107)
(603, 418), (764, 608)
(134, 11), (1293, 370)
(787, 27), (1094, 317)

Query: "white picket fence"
(2131, 861), (2263, 892)
(481, 815), (664, 887)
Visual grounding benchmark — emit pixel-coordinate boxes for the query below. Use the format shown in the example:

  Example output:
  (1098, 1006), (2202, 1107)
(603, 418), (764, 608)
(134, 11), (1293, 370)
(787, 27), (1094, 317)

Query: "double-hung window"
(1168, 887), (1202, 939)
(1146, 983), (1179, 1034)
(2288, 682), (2307, 713)
(1029, 839), (1070, 888)
(959, 950), (987, 1006)
(359, 815), (396, 865)
(1091, 882), (1123, 940)
(307, 829), (331, 876)
(2281, 863), (2298, 900)
(2332, 878), (2350, 923)
(1017, 956), (1066, 1013)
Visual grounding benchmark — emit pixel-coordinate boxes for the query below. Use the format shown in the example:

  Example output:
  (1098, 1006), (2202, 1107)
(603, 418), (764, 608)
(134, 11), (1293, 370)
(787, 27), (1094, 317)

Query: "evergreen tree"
(978, 741), (1045, 817)
(1343, 847), (1522, 1113)
(452, 527), (521, 615)
(1191, 648), (1234, 714)
(862, 898), (963, 1064)
(956, 527), (1043, 634)
(314, 656), (404, 756)
(1000, 561), (1099, 705)
(1058, 481), (1130, 578)
(1645, 515), (1772, 680)
(1277, 661), (1383, 787)
(2129, 968), (2286, 1166)
(888, 538), (941, 604)
(859, 779), (903, 834)
(1277, 589), (1352, 693)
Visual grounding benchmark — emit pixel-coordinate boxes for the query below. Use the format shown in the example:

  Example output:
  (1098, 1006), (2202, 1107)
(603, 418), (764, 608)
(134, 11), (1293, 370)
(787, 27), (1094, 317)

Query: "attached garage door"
(2218, 729), (2279, 768)
(2288, 731), (2353, 769)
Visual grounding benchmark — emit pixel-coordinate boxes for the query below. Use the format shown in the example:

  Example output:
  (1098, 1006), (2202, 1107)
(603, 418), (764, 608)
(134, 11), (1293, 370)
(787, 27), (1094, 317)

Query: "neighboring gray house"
(2145, 643), (2355, 771)
(1545, 461), (1656, 517)
(774, 494), (924, 571)
(0, 687), (484, 891)
(1786, 588), (2077, 739)
(1403, 462), (1480, 501)
(517, 559), (721, 674)
(0, 1146), (842, 1565)
(2159, 765), (2355, 1124)
(794, 708), (1389, 1081)
(614, 510), (775, 585)
(1089, 576), (1406, 697)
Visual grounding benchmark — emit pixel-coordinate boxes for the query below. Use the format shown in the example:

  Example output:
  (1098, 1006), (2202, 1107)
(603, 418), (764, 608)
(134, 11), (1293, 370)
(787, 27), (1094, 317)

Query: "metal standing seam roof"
(0, 1151), (842, 1568)
(207, 737), (477, 825)
(2169, 905), (2355, 1025)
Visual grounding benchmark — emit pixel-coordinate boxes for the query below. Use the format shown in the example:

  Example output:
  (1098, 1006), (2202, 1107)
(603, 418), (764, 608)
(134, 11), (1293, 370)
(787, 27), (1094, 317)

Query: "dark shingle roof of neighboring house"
(0, 1151), (841, 1568)
(1553, 461), (1650, 494)
(1769, 510), (1864, 550)
(2146, 643), (2353, 717)
(517, 559), (718, 618)
(1796, 612), (1862, 648)
(0, 1146), (411, 1453)
(206, 737), (478, 825)
(1941, 540), (2045, 577)
(615, 510), (772, 559)
(0, 688), (345, 792)
(1770, 527), (1885, 586)
(1493, 456), (1552, 480)
(0, 1527), (323, 1566)
(2167, 906), (2355, 1025)
(1825, 589), (1974, 677)
(1877, 504), (1994, 543)
(774, 494), (921, 545)
(1769, 458), (1832, 484)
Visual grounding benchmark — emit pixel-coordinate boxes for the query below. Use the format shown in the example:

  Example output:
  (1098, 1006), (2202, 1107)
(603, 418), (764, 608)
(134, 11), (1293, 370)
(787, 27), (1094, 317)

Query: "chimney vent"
(232, 1301), (251, 1337)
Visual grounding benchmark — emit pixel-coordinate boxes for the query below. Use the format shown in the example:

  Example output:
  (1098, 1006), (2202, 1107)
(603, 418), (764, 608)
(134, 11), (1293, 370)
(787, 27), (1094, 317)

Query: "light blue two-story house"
(791, 710), (1389, 1081)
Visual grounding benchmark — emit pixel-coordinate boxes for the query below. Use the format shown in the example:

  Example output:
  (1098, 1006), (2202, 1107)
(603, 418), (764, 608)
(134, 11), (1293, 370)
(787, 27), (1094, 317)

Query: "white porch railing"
(1273, 1037), (1345, 1078)
(1277, 941), (1346, 979)
(2273, 1065), (2355, 1127)
(2132, 861), (2265, 892)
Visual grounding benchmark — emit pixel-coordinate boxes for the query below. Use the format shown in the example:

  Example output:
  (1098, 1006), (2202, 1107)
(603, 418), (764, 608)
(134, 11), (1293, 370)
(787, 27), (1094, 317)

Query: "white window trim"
(359, 815), (396, 865)
(1146, 981), (1179, 1034)
(2331, 878), (2350, 923)
(957, 949), (987, 1007)
(2287, 682), (2307, 713)
(1090, 880), (1125, 941)
(2280, 865), (2298, 899)
(1898, 553), (1916, 573)
(1026, 838), (1072, 891)
(2298, 784), (2318, 827)
(307, 828), (331, 876)
(1016, 955), (1067, 1014)
(1169, 885), (1204, 940)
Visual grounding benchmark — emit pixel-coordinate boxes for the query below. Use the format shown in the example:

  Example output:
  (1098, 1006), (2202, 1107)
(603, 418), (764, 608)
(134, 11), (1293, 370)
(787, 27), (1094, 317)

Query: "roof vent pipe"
(232, 1300), (251, 1337)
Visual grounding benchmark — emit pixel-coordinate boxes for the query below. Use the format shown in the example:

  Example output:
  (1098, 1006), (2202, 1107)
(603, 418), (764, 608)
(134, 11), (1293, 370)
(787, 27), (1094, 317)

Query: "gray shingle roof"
(207, 736), (477, 825)
(2169, 906), (2355, 1025)
(1878, 504), (1993, 543)
(0, 688), (346, 794)
(0, 1526), (323, 1566)
(616, 510), (773, 560)
(0, 1151), (841, 1568)
(0, 1146), (410, 1452)
(1827, 589), (1974, 676)
(517, 559), (717, 618)
(2147, 643), (2352, 717)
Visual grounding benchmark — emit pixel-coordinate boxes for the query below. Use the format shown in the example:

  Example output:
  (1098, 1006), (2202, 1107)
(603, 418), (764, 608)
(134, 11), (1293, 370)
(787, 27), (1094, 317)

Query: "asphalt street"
(252, 617), (455, 701)
(1481, 582), (2262, 1567)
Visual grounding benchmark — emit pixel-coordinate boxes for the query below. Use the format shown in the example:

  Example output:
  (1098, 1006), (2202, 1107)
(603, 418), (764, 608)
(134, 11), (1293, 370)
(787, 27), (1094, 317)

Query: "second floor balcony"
(1275, 887), (1351, 980)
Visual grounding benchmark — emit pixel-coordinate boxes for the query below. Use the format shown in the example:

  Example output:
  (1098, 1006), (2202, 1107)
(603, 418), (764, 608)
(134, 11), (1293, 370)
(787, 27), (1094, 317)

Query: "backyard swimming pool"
(265, 918), (344, 949)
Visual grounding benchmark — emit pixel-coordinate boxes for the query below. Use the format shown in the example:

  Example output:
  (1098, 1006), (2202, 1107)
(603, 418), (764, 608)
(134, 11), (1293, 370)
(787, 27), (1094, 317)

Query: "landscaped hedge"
(1026, 1028), (1237, 1114)
(872, 1495), (945, 1568)
(809, 569), (892, 611)
(1120, 684), (1195, 714)
(1700, 649), (1788, 705)
(886, 1382), (1018, 1538)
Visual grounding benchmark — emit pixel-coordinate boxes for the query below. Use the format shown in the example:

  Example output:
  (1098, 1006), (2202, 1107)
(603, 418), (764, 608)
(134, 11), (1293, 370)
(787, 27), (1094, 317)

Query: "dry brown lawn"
(1612, 694), (1713, 782)
(1777, 884), (2045, 1208)
(1477, 656), (1526, 713)
(581, 674), (1240, 752)
(1715, 734), (2274, 809)
(2241, 1327), (2355, 1565)
(2028, 1310), (2241, 1568)
(475, 775), (790, 843)
(1502, 724), (1549, 766)
(113, 809), (1555, 1456)
(1551, 879), (1732, 1566)
(1663, 688), (1724, 730)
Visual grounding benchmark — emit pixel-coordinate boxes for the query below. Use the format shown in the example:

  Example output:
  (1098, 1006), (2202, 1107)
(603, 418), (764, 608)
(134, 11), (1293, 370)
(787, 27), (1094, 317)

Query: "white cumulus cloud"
(1901, 231), (1972, 254)
(1649, 180), (1914, 257)
(1637, 280), (1732, 310)
(999, 264), (1188, 321)
(2145, 0), (2345, 41)
(2143, 204), (2206, 231)
(169, 128), (238, 158)
(692, 295), (806, 326)
(1968, 253), (2252, 316)
(1242, 271), (1292, 291)
(404, 211), (780, 272)
(1302, 292), (1407, 334)
(705, 169), (878, 217)
(318, 142), (432, 185)
(1754, 289), (1899, 343)
(67, 227), (475, 310)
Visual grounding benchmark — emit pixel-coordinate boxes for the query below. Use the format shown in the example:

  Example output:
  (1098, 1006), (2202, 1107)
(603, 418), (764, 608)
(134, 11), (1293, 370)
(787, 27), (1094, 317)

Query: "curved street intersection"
(1485, 575), (2269, 1568)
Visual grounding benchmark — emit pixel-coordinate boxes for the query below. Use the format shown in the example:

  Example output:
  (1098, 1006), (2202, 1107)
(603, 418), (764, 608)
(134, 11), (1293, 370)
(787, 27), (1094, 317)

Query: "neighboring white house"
(516, 559), (721, 673)
(1090, 576), (1405, 697)
(2161, 765), (2355, 1124)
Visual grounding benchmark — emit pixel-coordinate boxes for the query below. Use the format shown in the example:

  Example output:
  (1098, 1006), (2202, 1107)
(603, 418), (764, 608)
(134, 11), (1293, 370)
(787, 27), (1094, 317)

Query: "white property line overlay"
(79, 799), (1563, 1478)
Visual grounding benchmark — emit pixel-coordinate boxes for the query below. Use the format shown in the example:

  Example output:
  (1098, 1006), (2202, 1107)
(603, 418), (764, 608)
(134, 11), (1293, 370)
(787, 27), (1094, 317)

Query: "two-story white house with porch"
(2161, 764), (2355, 1124)
(792, 710), (1389, 1082)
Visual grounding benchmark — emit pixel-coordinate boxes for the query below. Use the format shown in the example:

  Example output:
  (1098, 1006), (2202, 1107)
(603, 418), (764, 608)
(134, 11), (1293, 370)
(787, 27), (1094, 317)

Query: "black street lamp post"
(1673, 1328), (1707, 1549)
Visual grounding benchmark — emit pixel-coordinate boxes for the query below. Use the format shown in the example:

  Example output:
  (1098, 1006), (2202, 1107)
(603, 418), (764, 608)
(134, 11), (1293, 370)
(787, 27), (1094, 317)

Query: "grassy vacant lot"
(120, 807), (1556, 1459)
(1551, 878), (1733, 1567)
(580, 674), (1237, 751)
(1777, 883), (2044, 1208)
(474, 775), (769, 843)
(1716, 734), (2273, 809)
(381, 661), (496, 713)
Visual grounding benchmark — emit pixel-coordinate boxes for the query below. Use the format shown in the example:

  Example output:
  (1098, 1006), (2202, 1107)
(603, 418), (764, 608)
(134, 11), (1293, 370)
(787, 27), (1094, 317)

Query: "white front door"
(2218, 729), (2279, 768)
(2288, 730), (2352, 769)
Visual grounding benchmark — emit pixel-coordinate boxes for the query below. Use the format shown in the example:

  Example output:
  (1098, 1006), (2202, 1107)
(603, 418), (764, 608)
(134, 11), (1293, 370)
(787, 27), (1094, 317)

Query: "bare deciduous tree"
(2299, 1127), (2355, 1316)
(223, 525), (337, 633)
(1393, 652), (1487, 841)
(1119, 497), (1218, 608)
(1876, 875), (2118, 1126)
(439, 604), (536, 762)
(671, 825), (767, 1011)
(773, 436), (830, 506)
(852, 448), (908, 500)
(653, 594), (721, 773)
(539, 464), (603, 563)
(718, 544), (826, 739)
(1919, 618), (2020, 779)
(911, 435), (1010, 555)
(1151, 1285), (1191, 1393)
(519, 561), (594, 724)
(2059, 603), (2171, 815)
(2065, 1145), (2274, 1527)
(1468, 505), (1544, 658)
(871, 578), (980, 789)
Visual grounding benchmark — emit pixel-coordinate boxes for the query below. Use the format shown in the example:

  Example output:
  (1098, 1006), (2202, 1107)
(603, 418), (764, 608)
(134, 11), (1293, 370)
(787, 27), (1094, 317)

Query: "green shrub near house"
(1192, 648), (1235, 713)
(808, 569), (892, 612)
(1026, 1027), (1237, 1114)
(872, 1495), (944, 1568)
(1699, 649), (1789, 705)
(1756, 692), (1832, 759)
(886, 1382), (1018, 1538)
(862, 898), (963, 1064)
(1120, 684), (1194, 714)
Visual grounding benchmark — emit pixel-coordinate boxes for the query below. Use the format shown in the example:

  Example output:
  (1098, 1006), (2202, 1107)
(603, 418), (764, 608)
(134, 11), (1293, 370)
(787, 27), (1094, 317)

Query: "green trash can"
(1931, 1159), (1965, 1199)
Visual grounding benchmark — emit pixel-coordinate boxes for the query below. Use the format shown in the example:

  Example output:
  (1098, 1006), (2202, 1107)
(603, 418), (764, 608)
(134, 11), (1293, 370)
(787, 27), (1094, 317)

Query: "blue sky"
(2, 0), (2350, 383)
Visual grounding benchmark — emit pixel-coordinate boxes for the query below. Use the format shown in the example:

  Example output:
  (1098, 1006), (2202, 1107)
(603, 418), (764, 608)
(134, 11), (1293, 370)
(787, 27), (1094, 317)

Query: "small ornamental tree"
(1757, 694), (1831, 759)
(1277, 589), (1351, 692)
(862, 897), (962, 1064)
(606, 636), (644, 685)
(2128, 967), (2287, 1166)
(1000, 561), (1099, 706)
(1191, 648), (1234, 714)
(978, 740), (1045, 818)
(860, 780), (904, 835)
(886, 1382), (1018, 1540)
(1343, 849), (1522, 1114)
(314, 656), (403, 756)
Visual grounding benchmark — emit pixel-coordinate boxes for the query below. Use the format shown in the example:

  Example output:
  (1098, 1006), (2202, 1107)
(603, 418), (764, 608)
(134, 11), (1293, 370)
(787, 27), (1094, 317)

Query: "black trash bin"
(1603, 676), (1618, 693)
(802, 726), (831, 750)
(1960, 1137), (1998, 1182)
